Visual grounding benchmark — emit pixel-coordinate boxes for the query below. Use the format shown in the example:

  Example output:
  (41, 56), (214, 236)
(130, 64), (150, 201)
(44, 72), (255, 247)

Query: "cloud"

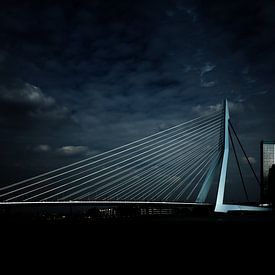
(200, 63), (216, 88)
(192, 103), (222, 116)
(0, 0), (274, 202)
(34, 144), (52, 153)
(0, 83), (55, 107)
(57, 146), (89, 157)
(228, 101), (244, 113)
(242, 156), (256, 165)
(192, 101), (244, 116)
(0, 82), (70, 123)
(201, 0), (275, 80)
(200, 63), (216, 76)
(200, 80), (216, 88)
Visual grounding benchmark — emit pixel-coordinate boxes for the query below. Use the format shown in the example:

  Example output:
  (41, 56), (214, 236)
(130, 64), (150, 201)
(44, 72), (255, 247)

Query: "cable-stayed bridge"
(0, 100), (271, 213)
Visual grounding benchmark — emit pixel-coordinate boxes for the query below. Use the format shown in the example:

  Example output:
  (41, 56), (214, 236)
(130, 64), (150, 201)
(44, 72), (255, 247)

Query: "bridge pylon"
(214, 100), (270, 213)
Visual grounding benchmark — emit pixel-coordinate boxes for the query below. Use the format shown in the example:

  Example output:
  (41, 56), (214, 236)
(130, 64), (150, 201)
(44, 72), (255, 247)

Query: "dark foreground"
(1, 203), (274, 225)
(8, 213), (273, 225)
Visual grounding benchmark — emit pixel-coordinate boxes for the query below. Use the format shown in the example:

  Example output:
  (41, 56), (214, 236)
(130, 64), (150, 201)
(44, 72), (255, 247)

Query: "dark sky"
(0, 0), (275, 202)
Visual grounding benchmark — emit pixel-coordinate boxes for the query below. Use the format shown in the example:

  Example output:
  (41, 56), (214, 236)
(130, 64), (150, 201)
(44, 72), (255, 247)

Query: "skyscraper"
(261, 141), (275, 204)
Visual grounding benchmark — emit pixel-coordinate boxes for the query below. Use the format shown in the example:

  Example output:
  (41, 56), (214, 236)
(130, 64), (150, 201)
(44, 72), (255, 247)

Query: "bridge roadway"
(0, 200), (269, 209)
(1, 200), (274, 225)
(1, 200), (270, 213)
(0, 201), (216, 216)
(0, 200), (213, 208)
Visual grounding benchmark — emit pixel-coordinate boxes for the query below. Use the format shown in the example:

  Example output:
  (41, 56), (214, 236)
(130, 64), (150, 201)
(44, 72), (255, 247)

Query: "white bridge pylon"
(214, 100), (270, 213)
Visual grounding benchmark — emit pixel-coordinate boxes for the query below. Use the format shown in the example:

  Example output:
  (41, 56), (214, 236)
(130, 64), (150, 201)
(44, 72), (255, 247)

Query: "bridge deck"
(0, 200), (213, 207)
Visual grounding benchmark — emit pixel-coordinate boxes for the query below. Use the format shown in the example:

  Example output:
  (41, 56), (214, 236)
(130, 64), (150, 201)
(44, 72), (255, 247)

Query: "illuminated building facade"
(261, 141), (275, 203)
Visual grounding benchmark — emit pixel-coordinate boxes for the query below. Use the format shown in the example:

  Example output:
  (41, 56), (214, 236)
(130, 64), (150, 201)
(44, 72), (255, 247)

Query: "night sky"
(0, 0), (275, 202)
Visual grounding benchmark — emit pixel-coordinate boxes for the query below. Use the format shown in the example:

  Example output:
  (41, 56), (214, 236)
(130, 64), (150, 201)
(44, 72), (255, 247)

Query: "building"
(261, 141), (275, 204)
(268, 165), (275, 206)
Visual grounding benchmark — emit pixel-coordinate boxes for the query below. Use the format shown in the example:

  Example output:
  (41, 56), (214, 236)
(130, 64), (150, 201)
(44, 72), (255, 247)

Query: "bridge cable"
(126, 142), (221, 201)
(229, 127), (249, 202)
(0, 109), (224, 203)
(71, 127), (222, 201)
(24, 119), (222, 202)
(186, 150), (223, 200)
(151, 145), (223, 201)
(0, 110), (221, 192)
(229, 120), (261, 187)
(76, 133), (219, 201)
(0, 113), (221, 198)
(122, 140), (222, 201)
(173, 145), (222, 201)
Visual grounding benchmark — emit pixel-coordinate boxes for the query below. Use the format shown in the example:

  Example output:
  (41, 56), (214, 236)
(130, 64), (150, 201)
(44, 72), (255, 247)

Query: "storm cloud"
(0, 0), (274, 202)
